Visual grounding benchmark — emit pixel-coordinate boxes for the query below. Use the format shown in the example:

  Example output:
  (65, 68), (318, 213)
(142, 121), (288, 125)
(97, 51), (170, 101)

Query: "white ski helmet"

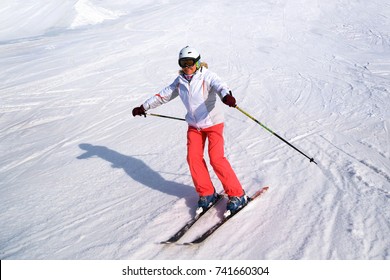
(178, 46), (201, 66)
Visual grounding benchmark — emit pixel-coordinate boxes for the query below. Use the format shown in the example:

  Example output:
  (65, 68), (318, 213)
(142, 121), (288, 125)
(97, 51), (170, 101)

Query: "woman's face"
(179, 58), (197, 75)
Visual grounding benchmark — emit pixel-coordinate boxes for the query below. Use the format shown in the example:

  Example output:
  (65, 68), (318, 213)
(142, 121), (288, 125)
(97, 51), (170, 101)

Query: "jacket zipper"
(186, 79), (201, 130)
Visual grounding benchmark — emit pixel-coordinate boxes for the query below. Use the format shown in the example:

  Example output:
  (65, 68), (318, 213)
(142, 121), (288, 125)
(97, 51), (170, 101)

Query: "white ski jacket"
(143, 66), (231, 129)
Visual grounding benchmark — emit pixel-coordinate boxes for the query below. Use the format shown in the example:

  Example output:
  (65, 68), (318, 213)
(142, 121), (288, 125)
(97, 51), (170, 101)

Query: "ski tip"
(256, 186), (269, 194)
(255, 186), (270, 194)
(248, 186), (270, 201)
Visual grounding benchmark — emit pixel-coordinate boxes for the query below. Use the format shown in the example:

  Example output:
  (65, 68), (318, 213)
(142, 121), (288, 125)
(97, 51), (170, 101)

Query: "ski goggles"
(179, 58), (196, 68)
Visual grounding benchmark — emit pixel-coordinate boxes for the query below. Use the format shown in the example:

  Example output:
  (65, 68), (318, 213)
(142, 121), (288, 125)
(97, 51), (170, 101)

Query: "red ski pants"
(186, 123), (244, 197)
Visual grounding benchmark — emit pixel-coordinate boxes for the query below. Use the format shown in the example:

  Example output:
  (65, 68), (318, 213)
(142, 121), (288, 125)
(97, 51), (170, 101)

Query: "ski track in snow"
(0, 0), (389, 260)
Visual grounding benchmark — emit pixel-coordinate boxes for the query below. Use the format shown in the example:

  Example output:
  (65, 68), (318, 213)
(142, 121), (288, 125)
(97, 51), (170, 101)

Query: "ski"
(160, 192), (224, 244)
(183, 186), (269, 245)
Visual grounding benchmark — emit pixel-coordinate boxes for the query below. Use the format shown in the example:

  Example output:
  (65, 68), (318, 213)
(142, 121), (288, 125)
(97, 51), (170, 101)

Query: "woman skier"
(132, 46), (247, 214)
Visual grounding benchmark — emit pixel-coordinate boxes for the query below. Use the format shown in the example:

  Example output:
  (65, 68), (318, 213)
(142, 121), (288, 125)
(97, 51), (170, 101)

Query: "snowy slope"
(0, 0), (389, 260)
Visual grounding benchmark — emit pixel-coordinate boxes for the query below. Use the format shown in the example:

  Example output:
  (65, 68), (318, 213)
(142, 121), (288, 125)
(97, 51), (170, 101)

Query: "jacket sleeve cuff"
(221, 89), (230, 98)
(142, 102), (149, 111)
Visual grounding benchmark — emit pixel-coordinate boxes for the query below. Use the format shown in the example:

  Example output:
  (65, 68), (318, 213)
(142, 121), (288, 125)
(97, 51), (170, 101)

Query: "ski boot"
(196, 193), (220, 215)
(224, 193), (248, 217)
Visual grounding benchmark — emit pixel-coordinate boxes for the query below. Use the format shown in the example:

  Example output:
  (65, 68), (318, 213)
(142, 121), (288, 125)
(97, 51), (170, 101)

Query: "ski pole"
(146, 112), (185, 121)
(235, 106), (317, 165)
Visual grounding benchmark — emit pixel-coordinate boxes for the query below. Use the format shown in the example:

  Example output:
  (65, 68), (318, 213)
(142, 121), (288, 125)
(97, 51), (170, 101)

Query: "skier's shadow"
(77, 143), (195, 208)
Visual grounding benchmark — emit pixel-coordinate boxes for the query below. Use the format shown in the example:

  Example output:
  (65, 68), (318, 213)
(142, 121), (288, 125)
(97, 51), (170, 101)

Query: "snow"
(0, 0), (389, 260)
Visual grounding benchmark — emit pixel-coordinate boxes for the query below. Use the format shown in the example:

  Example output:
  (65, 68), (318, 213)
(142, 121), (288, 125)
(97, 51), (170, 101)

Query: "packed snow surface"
(1, 0), (389, 259)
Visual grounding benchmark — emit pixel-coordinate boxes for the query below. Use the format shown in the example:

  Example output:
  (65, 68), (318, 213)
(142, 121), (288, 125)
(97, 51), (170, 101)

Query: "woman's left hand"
(222, 94), (237, 107)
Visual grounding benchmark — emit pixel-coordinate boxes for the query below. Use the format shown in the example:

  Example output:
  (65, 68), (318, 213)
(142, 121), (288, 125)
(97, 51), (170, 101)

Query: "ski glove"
(222, 94), (237, 108)
(132, 105), (146, 117)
